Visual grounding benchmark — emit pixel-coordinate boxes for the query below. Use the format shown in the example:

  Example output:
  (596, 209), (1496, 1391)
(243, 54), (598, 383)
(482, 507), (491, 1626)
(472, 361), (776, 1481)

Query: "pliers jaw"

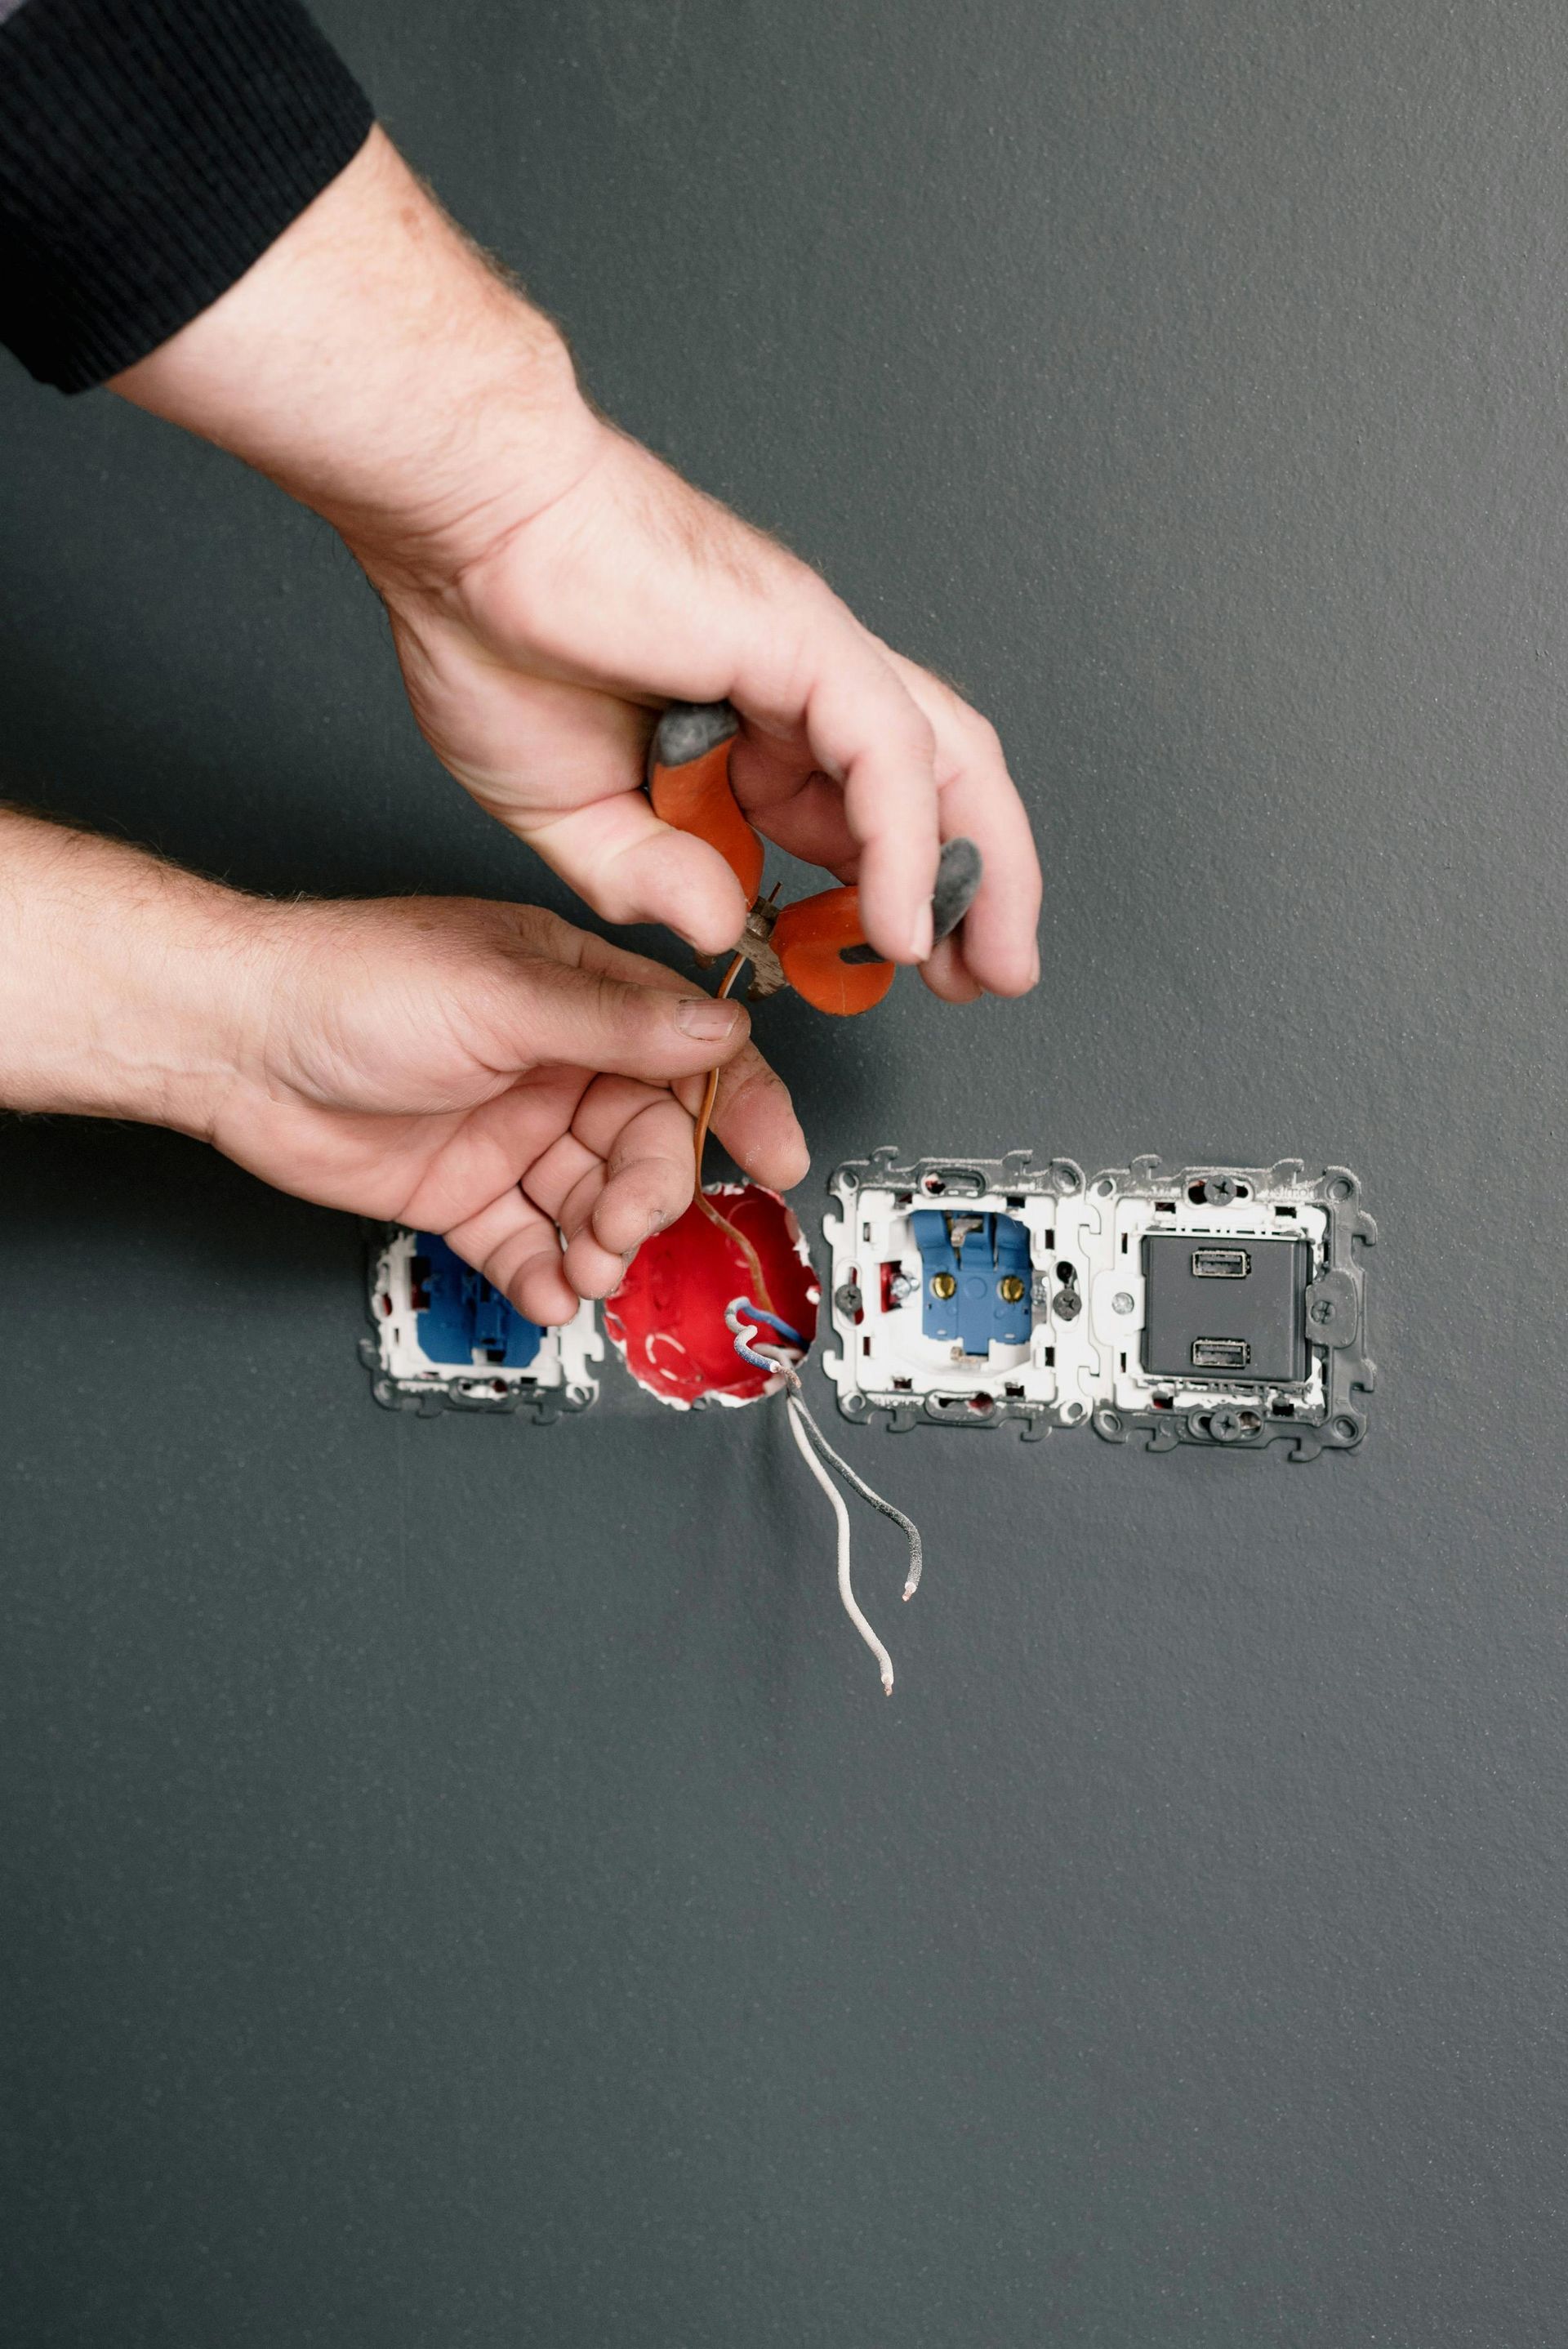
(646, 699), (982, 1017)
(737, 898), (788, 1001)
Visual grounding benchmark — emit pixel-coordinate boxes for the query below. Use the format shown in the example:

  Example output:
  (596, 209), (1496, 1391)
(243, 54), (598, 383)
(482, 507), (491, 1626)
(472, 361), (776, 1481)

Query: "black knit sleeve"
(0, 0), (374, 393)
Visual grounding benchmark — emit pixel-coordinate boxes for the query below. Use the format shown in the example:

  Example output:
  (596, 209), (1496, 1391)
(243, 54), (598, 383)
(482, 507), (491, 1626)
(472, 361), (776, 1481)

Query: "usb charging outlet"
(1192, 1337), (1251, 1370)
(1192, 1248), (1250, 1278)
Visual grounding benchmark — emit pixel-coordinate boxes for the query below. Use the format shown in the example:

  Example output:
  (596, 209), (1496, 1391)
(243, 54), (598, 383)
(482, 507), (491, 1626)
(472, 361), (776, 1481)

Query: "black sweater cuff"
(0, 0), (374, 393)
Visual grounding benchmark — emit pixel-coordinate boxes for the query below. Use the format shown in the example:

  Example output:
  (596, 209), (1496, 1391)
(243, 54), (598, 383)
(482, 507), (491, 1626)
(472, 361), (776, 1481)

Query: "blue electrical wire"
(724, 1297), (804, 1369)
(741, 1301), (805, 1347)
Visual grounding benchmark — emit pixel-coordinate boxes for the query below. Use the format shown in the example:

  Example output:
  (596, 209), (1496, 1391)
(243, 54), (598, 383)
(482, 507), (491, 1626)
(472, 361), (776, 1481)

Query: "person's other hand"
(214, 898), (805, 1323)
(0, 813), (804, 1325)
(114, 130), (1041, 1004)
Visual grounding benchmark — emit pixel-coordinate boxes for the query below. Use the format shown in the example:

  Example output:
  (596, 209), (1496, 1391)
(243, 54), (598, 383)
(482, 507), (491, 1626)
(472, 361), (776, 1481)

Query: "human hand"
(364, 423), (1041, 1002)
(0, 815), (804, 1323)
(213, 896), (804, 1322)
(113, 130), (1041, 1004)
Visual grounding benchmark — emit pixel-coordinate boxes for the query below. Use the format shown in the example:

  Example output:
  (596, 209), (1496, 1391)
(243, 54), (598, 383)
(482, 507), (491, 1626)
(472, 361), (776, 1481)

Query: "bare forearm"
(111, 126), (598, 580)
(0, 809), (804, 1324)
(0, 813), (270, 1130)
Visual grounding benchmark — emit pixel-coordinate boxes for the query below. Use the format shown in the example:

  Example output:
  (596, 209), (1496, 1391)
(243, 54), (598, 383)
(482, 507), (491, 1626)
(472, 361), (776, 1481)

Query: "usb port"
(1192, 1337), (1251, 1370)
(1192, 1248), (1250, 1279)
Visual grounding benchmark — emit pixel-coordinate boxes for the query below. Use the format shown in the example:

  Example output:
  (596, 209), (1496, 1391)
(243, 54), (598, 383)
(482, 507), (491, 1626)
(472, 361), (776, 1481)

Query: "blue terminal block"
(409, 1234), (543, 1371)
(910, 1210), (1033, 1356)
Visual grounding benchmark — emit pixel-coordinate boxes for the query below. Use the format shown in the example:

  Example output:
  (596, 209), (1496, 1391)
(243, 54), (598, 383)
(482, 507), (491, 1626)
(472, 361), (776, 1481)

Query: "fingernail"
(909, 908), (934, 962)
(644, 1206), (668, 1237)
(675, 996), (742, 1041)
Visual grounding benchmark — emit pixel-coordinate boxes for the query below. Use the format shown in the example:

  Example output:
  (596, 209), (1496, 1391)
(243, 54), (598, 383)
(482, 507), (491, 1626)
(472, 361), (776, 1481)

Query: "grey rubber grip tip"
(647, 699), (741, 778)
(931, 837), (982, 942)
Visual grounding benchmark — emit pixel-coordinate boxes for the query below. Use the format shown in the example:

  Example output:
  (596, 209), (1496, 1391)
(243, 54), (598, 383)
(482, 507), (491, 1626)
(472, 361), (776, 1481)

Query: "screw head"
(1310, 1299), (1334, 1325)
(1112, 1290), (1135, 1315)
(931, 1271), (957, 1300)
(999, 1273), (1026, 1304)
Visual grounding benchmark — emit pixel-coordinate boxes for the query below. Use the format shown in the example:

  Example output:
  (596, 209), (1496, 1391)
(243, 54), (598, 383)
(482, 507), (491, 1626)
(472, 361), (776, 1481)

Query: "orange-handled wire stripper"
(647, 701), (982, 1015)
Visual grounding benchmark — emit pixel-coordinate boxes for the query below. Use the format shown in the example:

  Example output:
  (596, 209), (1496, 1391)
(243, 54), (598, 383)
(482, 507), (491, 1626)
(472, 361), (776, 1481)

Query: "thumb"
(491, 950), (752, 1082)
(521, 793), (747, 956)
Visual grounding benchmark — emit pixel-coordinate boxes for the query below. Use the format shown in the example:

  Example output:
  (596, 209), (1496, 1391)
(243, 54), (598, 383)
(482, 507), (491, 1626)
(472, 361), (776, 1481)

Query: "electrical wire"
(728, 1304), (924, 1693)
(692, 953), (777, 1315)
(688, 870), (924, 1694)
(783, 1388), (924, 1603)
(743, 1304), (804, 1346)
(733, 1313), (921, 1591)
(724, 1297), (804, 1371)
(786, 1394), (896, 1696)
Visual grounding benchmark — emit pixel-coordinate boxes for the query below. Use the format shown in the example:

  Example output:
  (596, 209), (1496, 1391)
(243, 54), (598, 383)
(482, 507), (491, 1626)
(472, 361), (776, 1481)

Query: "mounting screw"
(1310, 1299), (1334, 1326)
(931, 1271), (957, 1300)
(1112, 1291), (1135, 1316)
(834, 1281), (862, 1316)
(1196, 1176), (1238, 1205)
(999, 1274), (1026, 1304)
(1053, 1287), (1082, 1321)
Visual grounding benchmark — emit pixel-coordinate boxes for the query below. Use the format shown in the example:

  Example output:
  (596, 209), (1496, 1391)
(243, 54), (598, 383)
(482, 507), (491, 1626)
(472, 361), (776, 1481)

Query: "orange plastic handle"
(646, 702), (764, 907)
(771, 886), (896, 1017)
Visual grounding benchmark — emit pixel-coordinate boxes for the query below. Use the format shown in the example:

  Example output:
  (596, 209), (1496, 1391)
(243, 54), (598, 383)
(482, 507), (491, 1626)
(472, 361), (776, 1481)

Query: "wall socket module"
(823, 1150), (1097, 1437)
(361, 1227), (601, 1420)
(823, 1152), (1375, 1456)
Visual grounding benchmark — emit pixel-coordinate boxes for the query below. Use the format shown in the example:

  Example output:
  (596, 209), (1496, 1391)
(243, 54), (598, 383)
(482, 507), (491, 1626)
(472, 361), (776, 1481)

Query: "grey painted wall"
(3, 3), (1566, 2341)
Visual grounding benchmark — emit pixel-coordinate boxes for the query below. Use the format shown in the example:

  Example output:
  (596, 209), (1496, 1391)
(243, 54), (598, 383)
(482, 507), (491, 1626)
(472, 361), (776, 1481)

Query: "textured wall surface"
(3, 4), (1566, 2342)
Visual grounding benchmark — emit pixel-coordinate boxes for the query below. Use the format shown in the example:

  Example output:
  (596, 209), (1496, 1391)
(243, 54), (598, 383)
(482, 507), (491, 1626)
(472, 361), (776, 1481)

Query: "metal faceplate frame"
(1085, 1157), (1376, 1457)
(359, 1225), (603, 1420)
(822, 1152), (1376, 1455)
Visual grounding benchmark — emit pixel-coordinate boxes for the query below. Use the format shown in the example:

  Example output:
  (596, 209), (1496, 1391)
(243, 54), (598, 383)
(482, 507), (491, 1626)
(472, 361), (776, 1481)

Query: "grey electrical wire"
(747, 1339), (922, 1599)
(785, 1388), (923, 1602)
(746, 1336), (924, 1693)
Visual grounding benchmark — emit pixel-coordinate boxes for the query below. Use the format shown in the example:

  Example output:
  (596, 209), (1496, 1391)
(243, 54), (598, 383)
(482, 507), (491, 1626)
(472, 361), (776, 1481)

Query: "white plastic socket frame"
(823, 1150), (1096, 1439)
(361, 1225), (602, 1420)
(822, 1152), (1375, 1456)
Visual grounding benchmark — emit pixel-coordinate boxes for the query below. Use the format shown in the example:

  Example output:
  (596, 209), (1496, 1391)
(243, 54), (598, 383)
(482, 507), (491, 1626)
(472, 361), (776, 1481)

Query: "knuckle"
(901, 704), (939, 773)
(502, 902), (576, 957)
(596, 969), (661, 1044)
(962, 709), (1004, 765)
(590, 879), (648, 928)
(717, 1049), (790, 1118)
(590, 969), (634, 1036)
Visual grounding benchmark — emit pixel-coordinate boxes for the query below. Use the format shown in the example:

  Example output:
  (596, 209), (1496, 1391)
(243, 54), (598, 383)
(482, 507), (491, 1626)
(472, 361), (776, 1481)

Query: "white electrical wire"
(786, 1393), (896, 1696)
(728, 1304), (922, 1697)
(787, 1394), (923, 1602)
(741, 1333), (921, 1596)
